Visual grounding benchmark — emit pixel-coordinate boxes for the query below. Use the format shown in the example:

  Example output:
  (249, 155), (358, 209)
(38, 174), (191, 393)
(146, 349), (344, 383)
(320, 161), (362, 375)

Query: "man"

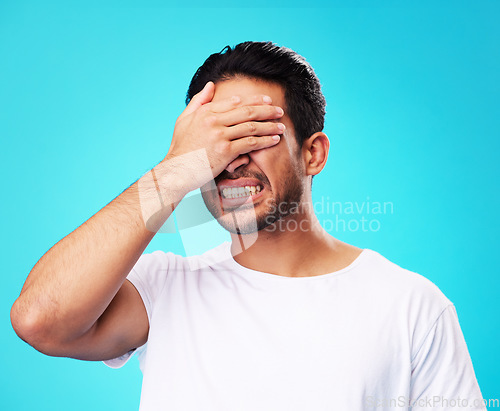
(11, 42), (485, 410)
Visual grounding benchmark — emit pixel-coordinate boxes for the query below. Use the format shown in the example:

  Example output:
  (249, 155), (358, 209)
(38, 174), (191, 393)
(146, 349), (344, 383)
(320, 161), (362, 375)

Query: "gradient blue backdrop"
(1, 1), (498, 409)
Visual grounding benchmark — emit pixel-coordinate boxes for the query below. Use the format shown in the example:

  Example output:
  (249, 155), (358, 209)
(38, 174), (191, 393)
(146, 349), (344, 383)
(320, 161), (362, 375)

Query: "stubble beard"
(201, 171), (305, 235)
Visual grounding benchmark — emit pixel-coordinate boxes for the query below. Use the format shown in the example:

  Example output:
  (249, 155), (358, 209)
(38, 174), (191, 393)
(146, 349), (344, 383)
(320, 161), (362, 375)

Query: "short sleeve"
(410, 304), (486, 410)
(102, 250), (171, 369)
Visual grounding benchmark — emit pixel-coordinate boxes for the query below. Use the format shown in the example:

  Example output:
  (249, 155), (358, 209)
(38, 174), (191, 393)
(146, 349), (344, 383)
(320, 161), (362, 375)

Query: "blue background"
(1, 1), (498, 409)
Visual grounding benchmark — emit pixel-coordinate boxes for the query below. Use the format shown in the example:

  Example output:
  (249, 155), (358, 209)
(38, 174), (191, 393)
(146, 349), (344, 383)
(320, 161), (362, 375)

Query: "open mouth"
(217, 179), (266, 208)
(221, 184), (262, 199)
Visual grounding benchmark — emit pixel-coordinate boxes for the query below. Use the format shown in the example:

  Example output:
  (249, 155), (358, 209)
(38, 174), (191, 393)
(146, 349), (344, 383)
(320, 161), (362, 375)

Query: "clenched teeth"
(221, 185), (262, 199)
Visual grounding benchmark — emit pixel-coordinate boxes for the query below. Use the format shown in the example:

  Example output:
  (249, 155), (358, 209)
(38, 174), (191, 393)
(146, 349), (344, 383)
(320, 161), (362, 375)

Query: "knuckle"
(243, 105), (254, 119)
(203, 114), (218, 127)
(212, 127), (224, 139)
(247, 122), (257, 133)
(247, 136), (257, 146)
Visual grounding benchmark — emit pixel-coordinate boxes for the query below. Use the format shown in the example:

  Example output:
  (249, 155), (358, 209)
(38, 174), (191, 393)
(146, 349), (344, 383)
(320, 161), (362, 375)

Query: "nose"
(225, 154), (250, 173)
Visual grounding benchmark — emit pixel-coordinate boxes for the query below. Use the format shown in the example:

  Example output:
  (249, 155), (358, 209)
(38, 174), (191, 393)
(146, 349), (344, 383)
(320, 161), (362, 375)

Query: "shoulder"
(355, 248), (455, 351)
(356, 248), (453, 315)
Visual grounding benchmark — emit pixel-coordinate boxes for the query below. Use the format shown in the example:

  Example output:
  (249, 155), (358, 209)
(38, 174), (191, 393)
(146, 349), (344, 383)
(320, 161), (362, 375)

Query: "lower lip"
(219, 187), (265, 209)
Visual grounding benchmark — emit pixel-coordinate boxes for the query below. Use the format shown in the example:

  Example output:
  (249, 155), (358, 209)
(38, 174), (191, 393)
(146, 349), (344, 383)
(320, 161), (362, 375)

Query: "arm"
(10, 81), (285, 361)
(10, 160), (180, 360)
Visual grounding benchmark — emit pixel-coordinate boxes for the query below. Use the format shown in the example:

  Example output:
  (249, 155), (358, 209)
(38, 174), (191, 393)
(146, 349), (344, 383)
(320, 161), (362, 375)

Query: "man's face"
(201, 76), (308, 235)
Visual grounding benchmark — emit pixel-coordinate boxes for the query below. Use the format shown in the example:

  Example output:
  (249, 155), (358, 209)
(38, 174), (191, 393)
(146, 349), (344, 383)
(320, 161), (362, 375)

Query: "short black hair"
(186, 41), (326, 148)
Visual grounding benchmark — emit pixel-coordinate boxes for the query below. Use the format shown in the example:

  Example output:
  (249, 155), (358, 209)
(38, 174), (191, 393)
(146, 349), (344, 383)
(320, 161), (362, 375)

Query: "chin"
(213, 207), (263, 235)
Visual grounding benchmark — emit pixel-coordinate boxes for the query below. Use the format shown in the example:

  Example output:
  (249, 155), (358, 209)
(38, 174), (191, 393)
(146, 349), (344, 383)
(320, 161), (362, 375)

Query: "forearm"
(11, 159), (188, 346)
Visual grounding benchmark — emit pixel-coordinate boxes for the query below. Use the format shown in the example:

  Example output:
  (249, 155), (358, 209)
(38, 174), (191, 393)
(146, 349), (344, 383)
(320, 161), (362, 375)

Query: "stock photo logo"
(314, 196), (394, 233)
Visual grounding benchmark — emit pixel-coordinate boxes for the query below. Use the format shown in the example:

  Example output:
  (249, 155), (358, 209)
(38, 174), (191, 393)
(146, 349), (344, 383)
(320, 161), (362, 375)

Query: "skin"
(9, 78), (287, 360)
(201, 79), (303, 235)
(204, 77), (363, 277)
(10, 75), (361, 363)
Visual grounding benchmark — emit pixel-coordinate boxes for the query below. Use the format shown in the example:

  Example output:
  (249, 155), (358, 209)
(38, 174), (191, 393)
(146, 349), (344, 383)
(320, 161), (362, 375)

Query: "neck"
(229, 198), (362, 277)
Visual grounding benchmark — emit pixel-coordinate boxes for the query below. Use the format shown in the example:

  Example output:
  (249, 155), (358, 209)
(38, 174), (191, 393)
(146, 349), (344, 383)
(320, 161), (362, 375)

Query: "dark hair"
(186, 41), (326, 149)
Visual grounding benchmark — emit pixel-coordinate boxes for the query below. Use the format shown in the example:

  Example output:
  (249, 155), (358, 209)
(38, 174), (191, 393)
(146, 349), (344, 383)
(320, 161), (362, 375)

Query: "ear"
(301, 132), (329, 176)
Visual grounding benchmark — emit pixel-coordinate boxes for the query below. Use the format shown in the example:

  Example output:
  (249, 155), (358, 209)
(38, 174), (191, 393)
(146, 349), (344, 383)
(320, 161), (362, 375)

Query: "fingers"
(179, 81), (215, 119)
(210, 93), (272, 113)
(225, 120), (285, 141)
(231, 135), (281, 156)
(204, 91), (286, 140)
(217, 103), (284, 127)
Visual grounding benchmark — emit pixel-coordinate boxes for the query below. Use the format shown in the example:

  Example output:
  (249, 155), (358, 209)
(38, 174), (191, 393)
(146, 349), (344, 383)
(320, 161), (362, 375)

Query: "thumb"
(182, 81), (215, 118)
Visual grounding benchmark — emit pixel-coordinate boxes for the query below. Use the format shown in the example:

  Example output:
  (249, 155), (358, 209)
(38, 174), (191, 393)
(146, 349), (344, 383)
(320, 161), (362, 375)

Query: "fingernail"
(272, 135), (280, 141)
(276, 107), (284, 115)
(263, 95), (272, 103)
(277, 123), (285, 131)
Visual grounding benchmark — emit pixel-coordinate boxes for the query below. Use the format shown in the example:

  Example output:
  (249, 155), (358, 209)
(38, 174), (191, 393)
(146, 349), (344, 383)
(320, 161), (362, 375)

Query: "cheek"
(248, 140), (285, 164)
(246, 148), (273, 176)
(249, 148), (297, 189)
(248, 148), (270, 164)
(246, 149), (277, 189)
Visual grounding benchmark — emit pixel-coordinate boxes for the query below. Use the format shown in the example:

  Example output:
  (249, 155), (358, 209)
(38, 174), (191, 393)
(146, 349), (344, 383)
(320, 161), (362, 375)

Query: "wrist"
(153, 160), (190, 204)
(159, 148), (214, 195)
(136, 149), (214, 232)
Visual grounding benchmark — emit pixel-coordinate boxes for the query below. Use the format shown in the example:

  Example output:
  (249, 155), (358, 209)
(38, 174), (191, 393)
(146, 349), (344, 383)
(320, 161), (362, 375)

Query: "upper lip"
(217, 178), (264, 191)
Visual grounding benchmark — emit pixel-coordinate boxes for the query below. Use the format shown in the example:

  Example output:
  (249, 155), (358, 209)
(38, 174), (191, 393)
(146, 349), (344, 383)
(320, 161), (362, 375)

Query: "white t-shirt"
(103, 243), (485, 410)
